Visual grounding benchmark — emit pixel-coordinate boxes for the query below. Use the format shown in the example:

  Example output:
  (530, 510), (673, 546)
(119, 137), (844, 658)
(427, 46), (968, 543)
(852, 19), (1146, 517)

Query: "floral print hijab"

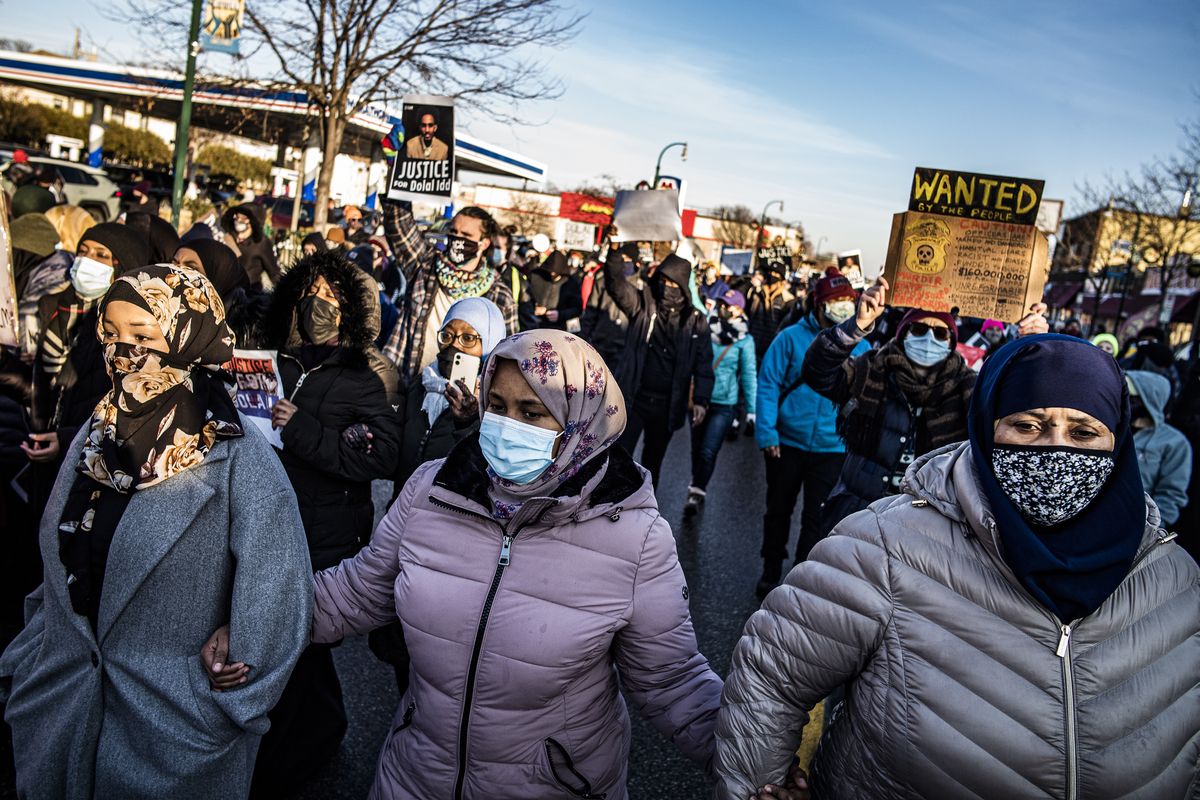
(83, 264), (242, 491)
(480, 330), (626, 519)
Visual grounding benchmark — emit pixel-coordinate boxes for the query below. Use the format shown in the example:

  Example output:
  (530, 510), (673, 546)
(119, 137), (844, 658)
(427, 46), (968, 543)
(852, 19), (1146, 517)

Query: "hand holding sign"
(856, 276), (889, 330)
(1016, 302), (1049, 338)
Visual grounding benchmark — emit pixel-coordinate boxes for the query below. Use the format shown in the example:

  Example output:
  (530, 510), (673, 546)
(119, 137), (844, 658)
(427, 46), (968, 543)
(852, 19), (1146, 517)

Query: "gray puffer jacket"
(716, 441), (1200, 800)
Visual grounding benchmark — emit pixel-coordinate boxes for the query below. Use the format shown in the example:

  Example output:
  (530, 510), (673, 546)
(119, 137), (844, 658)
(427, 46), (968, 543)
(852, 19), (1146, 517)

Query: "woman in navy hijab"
(715, 334), (1199, 800)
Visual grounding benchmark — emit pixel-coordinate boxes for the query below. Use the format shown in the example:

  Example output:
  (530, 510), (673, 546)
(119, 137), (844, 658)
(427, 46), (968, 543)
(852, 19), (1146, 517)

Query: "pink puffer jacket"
(312, 442), (722, 799)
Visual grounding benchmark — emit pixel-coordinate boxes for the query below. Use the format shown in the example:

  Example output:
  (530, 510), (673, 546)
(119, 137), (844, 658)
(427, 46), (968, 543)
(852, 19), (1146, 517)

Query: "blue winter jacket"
(1128, 370), (1193, 527)
(710, 334), (757, 412)
(756, 314), (870, 452)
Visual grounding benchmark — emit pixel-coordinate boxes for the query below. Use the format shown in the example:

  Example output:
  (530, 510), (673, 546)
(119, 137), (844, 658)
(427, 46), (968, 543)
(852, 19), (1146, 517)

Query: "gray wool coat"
(716, 441), (1200, 800)
(0, 418), (313, 800)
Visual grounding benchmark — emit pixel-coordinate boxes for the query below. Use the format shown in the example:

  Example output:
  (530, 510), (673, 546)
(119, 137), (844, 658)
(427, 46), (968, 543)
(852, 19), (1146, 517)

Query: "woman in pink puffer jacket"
(302, 329), (721, 798)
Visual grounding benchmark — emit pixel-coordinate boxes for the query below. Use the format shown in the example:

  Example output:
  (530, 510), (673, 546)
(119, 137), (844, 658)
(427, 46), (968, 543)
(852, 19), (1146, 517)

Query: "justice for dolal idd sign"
(386, 95), (455, 204)
(882, 167), (1050, 322)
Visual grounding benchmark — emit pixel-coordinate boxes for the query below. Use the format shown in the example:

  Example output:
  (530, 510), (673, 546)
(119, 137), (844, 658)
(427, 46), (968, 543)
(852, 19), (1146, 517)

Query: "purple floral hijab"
(480, 330), (627, 518)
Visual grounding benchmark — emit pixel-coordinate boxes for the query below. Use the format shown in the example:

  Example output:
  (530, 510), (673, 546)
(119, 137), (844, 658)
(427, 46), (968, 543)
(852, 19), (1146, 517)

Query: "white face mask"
(823, 300), (855, 324)
(234, 221), (250, 233)
(70, 255), (114, 300)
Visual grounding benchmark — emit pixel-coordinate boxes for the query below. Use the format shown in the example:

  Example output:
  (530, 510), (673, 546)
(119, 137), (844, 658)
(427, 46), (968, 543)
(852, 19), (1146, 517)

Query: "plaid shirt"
(381, 201), (518, 385)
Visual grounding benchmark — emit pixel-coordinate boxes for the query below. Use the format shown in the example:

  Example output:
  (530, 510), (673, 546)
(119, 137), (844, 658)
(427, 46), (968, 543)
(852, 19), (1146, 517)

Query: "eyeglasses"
(438, 330), (481, 348)
(907, 322), (951, 341)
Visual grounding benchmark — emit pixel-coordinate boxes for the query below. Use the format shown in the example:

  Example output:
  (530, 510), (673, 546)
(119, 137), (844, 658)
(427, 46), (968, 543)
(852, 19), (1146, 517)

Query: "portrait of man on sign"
(405, 109), (449, 161)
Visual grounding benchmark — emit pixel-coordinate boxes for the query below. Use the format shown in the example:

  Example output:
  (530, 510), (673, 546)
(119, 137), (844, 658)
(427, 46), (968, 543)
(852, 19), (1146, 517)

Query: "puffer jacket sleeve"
(738, 337), (758, 416)
(613, 512), (723, 773)
(801, 317), (870, 405)
(755, 332), (792, 448)
(310, 462), (427, 642)
(714, 509), (894, 799)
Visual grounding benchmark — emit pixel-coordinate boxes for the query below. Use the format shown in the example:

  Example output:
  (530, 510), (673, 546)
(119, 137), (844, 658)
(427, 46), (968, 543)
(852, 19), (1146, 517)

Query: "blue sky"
(8, 0), (1199, 269)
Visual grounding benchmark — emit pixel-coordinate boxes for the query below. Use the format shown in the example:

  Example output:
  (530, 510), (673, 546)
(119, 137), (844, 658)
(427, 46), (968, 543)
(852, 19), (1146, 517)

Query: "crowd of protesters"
(0, 151), (1198, 799)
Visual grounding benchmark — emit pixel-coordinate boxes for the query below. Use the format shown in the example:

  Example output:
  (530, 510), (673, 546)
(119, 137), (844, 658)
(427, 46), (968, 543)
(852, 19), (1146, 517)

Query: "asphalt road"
(294, 424), (801, 800)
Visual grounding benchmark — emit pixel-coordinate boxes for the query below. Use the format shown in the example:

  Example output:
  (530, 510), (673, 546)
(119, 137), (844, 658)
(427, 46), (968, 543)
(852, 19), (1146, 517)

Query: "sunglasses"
(907, 322), (951, 341)
(438, 330), (481, 348)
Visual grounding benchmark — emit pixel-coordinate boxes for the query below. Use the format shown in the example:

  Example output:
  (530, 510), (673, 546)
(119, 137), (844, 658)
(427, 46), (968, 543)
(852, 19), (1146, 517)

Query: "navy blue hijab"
(968, 334), (1146, 622)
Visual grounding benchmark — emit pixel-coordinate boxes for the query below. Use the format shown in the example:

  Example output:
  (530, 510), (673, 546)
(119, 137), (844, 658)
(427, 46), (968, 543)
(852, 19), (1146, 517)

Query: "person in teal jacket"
(753, 268), (868, 597)
(686, 288), (757, 514)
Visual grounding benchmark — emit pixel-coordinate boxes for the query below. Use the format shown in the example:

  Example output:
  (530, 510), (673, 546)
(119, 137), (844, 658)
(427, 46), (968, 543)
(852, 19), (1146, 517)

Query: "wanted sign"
(386, 95), (455, 204)
(884, 167), (1050, 322)
(232, 349), (284, 449)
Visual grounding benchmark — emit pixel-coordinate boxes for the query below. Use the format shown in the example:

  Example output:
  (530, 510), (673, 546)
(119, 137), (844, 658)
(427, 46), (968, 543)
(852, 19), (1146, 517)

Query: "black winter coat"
(266, 252), (402, 571)
(580, 270), (630, 366)
(525, 271), (583, 331)
(394, 381), (479, 492)
(602, 251), (714, 432)
(222, 204), (280, 288)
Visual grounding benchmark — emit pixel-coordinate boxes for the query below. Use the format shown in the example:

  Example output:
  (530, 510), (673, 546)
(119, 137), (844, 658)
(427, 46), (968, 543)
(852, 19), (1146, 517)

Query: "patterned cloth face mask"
(991, 444), (1115, 526)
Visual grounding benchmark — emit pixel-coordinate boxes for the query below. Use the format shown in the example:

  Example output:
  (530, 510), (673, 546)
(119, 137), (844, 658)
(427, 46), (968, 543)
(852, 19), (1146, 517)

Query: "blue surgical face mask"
(479, 411), (561, 484)
(903, 331), (951, 367)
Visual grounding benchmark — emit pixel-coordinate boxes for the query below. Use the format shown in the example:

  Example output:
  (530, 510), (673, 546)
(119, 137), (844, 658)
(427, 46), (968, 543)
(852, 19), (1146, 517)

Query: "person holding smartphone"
(367, 296), (506, 694)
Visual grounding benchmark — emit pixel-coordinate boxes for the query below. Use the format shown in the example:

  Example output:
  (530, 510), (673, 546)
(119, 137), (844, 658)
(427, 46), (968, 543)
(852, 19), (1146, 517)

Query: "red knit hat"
(813, 267), (857, 306)
(896, 308), (959, 347)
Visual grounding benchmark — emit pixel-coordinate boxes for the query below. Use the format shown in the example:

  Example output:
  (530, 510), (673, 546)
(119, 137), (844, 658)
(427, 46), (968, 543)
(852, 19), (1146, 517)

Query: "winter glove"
(341, 423), (374, 453)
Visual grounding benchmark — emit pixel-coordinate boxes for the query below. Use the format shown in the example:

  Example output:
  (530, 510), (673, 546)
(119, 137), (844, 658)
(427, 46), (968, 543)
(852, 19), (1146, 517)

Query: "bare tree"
(116, 0), (582, 227)
(504, 192), (553, 237)
(1077, 117), (1200, 319)
(712, 204), (758, 248)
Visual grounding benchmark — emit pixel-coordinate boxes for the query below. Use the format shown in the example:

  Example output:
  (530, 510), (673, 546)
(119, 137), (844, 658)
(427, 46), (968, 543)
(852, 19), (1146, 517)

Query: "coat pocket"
(392, 701), (416, 735)
(544, 737), (606, 799)
(183, 654), (240, 745)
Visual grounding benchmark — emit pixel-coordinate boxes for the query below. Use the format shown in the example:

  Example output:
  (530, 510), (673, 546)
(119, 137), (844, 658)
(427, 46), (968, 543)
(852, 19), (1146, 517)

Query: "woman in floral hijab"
(62, 264), (242, 626)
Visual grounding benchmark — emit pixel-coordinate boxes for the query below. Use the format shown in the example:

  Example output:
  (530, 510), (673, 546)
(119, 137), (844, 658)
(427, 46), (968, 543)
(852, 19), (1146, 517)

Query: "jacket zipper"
(429, 495), (555, 800)
(1056, 623), (1077, 800)
(278, 353), (324, 401)
(978, 520), (1175, 800)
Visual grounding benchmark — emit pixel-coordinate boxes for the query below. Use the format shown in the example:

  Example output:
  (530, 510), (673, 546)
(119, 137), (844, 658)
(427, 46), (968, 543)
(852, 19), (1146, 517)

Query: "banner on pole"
(386, 96), (455, 204)
(200, 0), (246, 55)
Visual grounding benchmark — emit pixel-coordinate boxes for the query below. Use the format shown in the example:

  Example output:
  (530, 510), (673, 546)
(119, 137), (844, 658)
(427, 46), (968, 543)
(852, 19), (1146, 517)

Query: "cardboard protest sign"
(557, 219), (597, 251)
(386, 96), (455, 204)
(0, 193), (16, 348)
(231, 349), (284, 449)
(908, 167), (1045, 225)
(883, 167), (1050, 322)
(756, 241), (794, 273)
(610, 190), (683, 242)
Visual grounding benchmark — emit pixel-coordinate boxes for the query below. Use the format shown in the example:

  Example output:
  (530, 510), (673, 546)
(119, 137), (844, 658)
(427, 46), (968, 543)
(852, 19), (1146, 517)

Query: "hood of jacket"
(432, 435), (656, 527)
(656, 254), (692, 289)
(265, 250), (381, 354)
(1126, 369), (1169, 427)
(220, 203), (265, 242)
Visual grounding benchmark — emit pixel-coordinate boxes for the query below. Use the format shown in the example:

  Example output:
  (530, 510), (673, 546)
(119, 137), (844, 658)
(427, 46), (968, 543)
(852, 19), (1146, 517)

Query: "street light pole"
(652, 141), (688, 187)
(170, 0), (203, 229)
(815, 235), (828, 261)
(752, 199), (784, 272)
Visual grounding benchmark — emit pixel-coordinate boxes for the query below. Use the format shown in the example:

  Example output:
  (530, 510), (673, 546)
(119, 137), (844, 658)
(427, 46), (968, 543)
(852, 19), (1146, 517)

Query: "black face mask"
(653, 280), (686, 313)
(298, 295), (340, 344)
(445, 235), (480, 268)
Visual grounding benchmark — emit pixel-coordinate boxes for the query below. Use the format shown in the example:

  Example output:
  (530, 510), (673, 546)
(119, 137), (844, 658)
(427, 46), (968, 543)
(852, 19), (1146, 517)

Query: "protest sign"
(836, 249), (866, 289)
(908, 167), (1045, 225)
(231, 349), (284, 449)
(610, 190), (682, 242)
(884, 167), (1050, 322)
(386, 96), (455, 204)
(0, 193), (16, 348)
(756, 240), (794, 273)
(557, 219), (597, 251)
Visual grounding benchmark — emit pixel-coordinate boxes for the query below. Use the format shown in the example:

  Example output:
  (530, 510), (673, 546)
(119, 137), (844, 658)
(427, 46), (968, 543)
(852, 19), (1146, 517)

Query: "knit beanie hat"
(812, 267), (857, 306)
(11, 213), (60, 257)
(11, 185), (56, 218)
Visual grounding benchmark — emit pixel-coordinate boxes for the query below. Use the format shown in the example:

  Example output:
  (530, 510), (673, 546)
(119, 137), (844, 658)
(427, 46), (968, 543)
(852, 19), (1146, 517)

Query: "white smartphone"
(448, 352), (481, 390)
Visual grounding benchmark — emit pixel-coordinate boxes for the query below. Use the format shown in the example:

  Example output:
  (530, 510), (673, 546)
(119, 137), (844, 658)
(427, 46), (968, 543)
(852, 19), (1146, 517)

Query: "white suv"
(0, 154), (121, 221)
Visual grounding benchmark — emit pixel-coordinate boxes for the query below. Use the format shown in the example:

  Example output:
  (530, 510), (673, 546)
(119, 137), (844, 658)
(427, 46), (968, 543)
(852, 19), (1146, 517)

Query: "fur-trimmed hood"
(266, 250), (381, 354)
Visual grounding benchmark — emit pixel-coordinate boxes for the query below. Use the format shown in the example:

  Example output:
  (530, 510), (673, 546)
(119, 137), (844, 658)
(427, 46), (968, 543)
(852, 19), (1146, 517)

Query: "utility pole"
(170, 0), (203, 229)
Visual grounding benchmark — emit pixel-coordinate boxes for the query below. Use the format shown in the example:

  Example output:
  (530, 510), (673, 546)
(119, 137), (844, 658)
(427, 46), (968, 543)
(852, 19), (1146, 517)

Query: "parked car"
(0, 152), (120, 221)
(256, 195), (315, 231)
(104, 164), (173, 211)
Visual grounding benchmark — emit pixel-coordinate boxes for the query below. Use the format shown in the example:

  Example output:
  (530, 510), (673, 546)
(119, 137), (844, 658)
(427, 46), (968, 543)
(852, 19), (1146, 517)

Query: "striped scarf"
(839, 340), (975, 457)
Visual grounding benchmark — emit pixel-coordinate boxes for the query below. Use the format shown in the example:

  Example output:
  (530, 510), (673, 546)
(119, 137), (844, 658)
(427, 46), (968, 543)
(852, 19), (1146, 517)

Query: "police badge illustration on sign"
(902, 217), (951, 274)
